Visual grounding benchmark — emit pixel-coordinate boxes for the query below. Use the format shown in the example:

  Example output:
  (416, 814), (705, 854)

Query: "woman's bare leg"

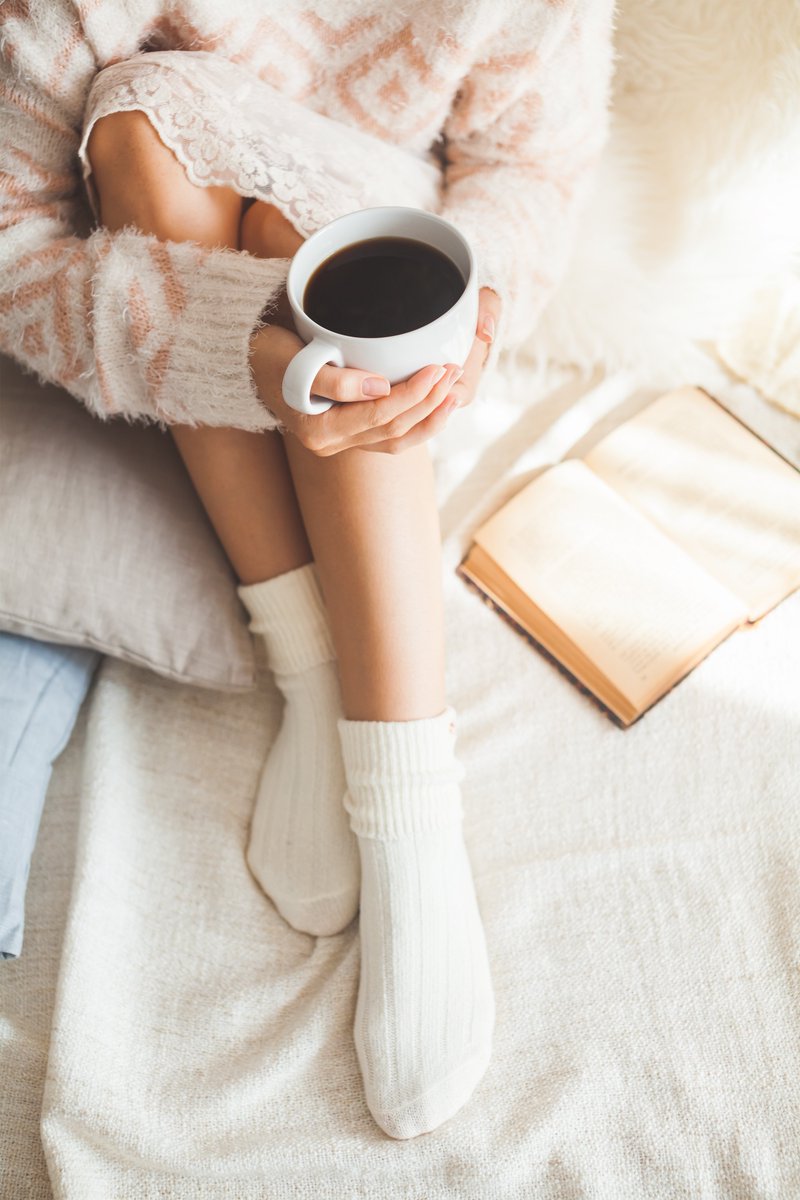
(281, 438), (446, 721)
(85, 110), (312, 585)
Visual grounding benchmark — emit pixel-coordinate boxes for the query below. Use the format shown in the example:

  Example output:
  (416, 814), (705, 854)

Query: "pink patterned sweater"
(0, 1), (615, 433)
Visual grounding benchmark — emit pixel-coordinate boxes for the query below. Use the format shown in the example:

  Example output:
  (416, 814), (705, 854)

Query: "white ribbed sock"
(238, 562), (359, 937)
(338, 706), (494, 1139)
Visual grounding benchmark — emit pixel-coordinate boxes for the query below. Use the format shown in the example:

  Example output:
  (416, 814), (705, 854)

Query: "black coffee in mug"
(303, 236), (466, 338)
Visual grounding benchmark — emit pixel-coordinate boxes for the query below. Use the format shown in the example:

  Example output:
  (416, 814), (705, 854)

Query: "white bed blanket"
(1, 354), (799, 1199)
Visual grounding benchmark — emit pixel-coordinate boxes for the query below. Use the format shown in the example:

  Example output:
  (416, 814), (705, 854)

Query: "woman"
(0, 0), (614, 1139)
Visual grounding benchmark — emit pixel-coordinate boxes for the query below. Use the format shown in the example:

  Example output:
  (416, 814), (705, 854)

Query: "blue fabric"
(0, 633), (100, 960)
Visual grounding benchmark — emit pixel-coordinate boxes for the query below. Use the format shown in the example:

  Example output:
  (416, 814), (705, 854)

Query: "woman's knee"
(240, 200), (305, 258)
(86, 110), (241, 245)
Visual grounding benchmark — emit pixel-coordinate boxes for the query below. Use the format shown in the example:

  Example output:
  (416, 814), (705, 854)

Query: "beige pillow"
(0, 355), (256, 691)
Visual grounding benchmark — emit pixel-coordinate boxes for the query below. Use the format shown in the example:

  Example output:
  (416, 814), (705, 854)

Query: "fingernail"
(362, 376), (390, 397)
(448, 365), (464, 385)
(480, 314), (495, 342)
(429, 365), (447, 385)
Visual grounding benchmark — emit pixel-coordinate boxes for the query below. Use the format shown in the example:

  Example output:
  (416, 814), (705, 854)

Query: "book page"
(459, 545), (642, 724)
(583, 387), (800, 620)
(474, 460), (747, 712)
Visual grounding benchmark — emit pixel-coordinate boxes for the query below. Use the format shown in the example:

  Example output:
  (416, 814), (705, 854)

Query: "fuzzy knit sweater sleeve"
(0, 2), (288, 432)
(438, 0), (616, 365)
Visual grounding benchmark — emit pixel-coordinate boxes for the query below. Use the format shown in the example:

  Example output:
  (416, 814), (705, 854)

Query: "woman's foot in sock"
(338, 707), (494, 1138)
(238, 563), (360, 937)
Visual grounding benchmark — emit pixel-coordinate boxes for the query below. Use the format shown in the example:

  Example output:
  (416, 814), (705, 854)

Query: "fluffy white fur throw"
(521, 0), (800, 401)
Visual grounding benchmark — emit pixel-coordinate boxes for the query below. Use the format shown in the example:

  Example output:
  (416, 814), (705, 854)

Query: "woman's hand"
(438, 287), (501, 413)
(249, 285), (499, 456)
(250, 323), (464, 456)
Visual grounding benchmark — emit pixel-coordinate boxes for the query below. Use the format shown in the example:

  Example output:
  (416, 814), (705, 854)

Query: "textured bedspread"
(2, 355), (799, 1199)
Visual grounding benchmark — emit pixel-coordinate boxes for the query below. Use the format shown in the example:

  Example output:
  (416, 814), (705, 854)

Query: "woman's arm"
(0, 1), (286, 432)
(437, 0), (616, 374)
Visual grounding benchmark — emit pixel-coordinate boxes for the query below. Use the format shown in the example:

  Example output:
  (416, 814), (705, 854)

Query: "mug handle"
(282, 337), (345, 415)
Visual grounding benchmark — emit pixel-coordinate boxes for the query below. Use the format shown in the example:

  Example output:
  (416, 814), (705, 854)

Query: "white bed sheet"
(2, 354), (799, 1199)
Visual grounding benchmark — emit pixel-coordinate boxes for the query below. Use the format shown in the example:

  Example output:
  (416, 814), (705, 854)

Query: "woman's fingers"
(312, 360), (440, 408)
(353, 362), (463, 447)
(476, 286), (501, 346)
(441, 330), (489, 411)
(303, 361), (452, 454)
(312, 361), (393, 403)
(365, 391), (459, 454)
(435, 287), (501, 412)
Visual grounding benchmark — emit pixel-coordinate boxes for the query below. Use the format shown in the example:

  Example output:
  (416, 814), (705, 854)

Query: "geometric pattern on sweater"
(0, 0), (615, 429)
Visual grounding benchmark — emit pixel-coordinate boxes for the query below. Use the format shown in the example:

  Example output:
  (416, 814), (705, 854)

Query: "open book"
(457, 386), (800, 726)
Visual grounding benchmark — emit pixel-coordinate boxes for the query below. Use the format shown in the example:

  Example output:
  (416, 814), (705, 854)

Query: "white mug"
(282, 206), (478, 415)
